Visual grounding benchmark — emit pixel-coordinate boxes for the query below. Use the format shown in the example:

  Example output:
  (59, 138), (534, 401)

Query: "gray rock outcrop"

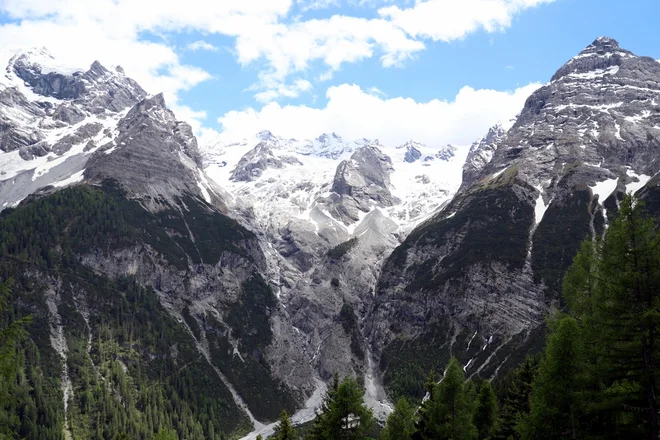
(329, 143), (398, 223)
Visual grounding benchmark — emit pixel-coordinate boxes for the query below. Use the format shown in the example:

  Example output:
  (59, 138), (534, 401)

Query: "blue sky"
(180, 0), (659, 114)
(0, 0), (658, 146)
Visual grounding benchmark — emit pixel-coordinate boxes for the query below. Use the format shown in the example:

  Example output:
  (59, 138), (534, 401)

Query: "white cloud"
(253, 78), (313, 103)
(232, 15), (425, 100)
(367, 86), (387, 97)
(379, 0), (555, 42)
(296, 0), (340, 11)
(0, 0), (555, 124)
(187, 40), (218, 51)
(216, 82), (542, 146)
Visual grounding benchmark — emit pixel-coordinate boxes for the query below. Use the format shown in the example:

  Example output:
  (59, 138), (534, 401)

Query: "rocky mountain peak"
(403, 144), (422, 163)
(318, 132), (341, 143)
(86, 60), (111, 79)
(257, 129), (276, 141)
(8, 49), (146, 113)
(230, 138), (302, 182)
(328, 144), (398, 223)
(549, 37), (636, 83)
(589, 36), (620, 50)
(83, 93), (222, 210)
(435, 144), (457, 162)
(374, 38), (660, 385)
(460, 123), (506, 189)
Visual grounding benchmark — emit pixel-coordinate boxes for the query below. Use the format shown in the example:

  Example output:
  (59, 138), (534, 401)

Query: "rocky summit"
(0, 37), (659, 440)
(371, 36), (660, 386)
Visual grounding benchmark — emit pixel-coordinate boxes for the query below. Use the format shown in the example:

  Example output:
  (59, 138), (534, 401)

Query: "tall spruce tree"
(557, 196), (660, 438)
(436, 358), (477, 440)
(416, 358), (477, 440)
(307, 373), (339, 440)
(273, 410), (297, 440)
(492, 355), (538, 440)
(593, 196), (660, 439)
(473, 381), (498, 440)
(306, 375), (373, 440)
(518, 316), (586, 440)
(413, 370), (439, 439)
(381, 397), (415, 440)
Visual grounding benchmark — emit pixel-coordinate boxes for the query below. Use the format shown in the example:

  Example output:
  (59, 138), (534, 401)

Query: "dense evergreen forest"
(1, 188), (659, 439)
(0, 185), (262, 440)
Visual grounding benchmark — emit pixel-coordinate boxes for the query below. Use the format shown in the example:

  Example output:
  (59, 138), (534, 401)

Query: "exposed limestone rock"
(329, 143), (398, 223)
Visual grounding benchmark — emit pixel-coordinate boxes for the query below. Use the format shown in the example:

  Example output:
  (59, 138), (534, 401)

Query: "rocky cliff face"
(370, 37), (660, 394)
(83, 93), (229, 211)
(329, 142), (398, 224)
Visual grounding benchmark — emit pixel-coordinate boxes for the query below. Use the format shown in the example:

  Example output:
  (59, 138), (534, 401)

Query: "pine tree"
(519, 316), (586, 440)
(306, 375), (373, 440)
(307, 373), (339, 440)
(435, 358), (477, 440)
(273, 410), (297, 440)
(594, 195), (660, 438)
(556, 195), (660, 438)
(416, 358), (477, 440)
(413, 369), (438, 439)
(473, 381), (498, 440)
(492, 355), (538, 440)
(381, 397), (415, 440)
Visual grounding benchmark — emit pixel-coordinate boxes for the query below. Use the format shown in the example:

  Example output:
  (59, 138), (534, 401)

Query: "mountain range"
(0, 36), (659, 440)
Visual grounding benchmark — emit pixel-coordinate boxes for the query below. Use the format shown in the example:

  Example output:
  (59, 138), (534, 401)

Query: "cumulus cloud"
(0, 0), (555, 105)
(253, 78), (314, 103)
(215, 82), (542, 146)
(187, 40), (218, 52)
(379, 0), (556, 42)
(0, 0), (554, 133)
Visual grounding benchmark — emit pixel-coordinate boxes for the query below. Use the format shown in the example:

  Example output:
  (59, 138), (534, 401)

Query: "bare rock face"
(13, 55), (146, 112)
(0, 87), (47, 153)
(231, 140), (303, 182)
(329, 143), (398, 223)
(403, 144), (422, 163)
(435, 144), (457, 161)
(50, 122), (103, 155)
(83, 94), (218, 210)
(371, 37), (660, 386)
(461, 125), (505, 190)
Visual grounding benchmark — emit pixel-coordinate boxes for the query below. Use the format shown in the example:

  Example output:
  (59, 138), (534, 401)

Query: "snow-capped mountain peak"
(202, 130), (469, 247)
(4, 46), (84, 76)
(0, 47), (217, 212)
